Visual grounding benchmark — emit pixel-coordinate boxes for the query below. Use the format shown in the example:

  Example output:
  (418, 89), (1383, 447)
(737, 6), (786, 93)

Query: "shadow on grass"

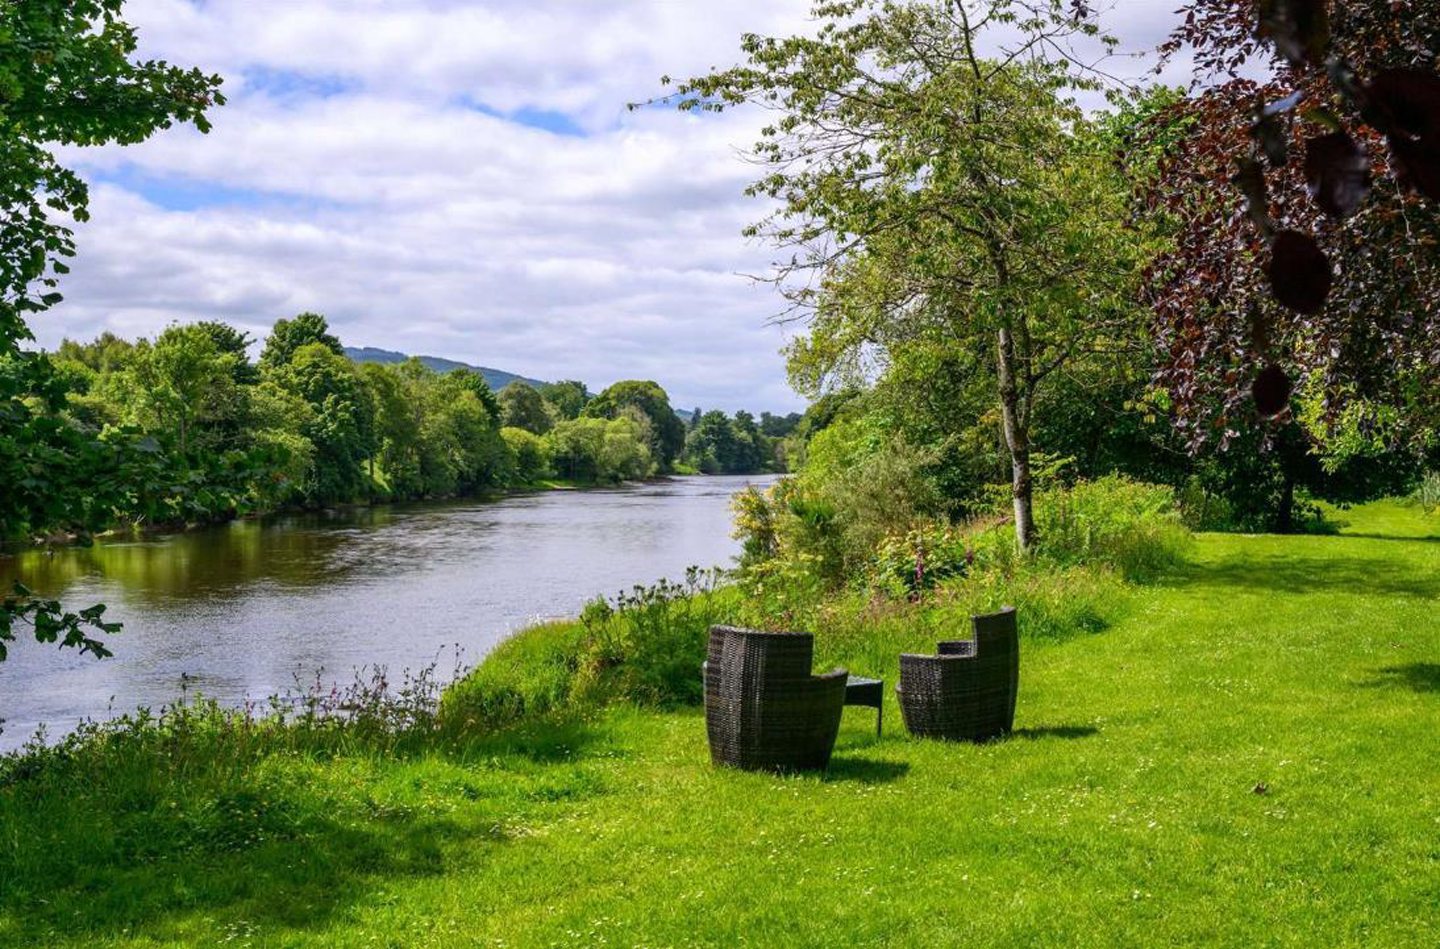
(0, 712), (620, 945)
(457, 712), (606, 763)
(1338, 532), (1440, 544)
(1357, 663), (1440, 693)
(1172, 551), (1440, 600)
(823, 756), (910, 784)
(0, 792), (503, 945)
(1010, 725), (1098, 741)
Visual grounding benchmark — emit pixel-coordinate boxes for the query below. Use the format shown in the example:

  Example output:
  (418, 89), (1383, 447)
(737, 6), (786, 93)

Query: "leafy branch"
(0, 582), (119, 662)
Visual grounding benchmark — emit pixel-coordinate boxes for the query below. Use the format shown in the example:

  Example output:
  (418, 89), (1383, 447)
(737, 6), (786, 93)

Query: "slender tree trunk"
(1277, 470), (1296, 534)
(996, 325), (1036, 553)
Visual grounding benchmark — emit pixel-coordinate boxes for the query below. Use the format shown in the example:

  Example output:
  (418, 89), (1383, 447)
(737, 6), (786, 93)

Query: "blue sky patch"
(94, 166), (339, 213)
(467, 101), (589, 137)
(241, 67), (357, 101)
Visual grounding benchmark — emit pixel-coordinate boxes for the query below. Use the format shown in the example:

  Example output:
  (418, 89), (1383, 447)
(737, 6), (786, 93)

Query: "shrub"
(1034, 476), (1191, 581)
(803, 422), (941, 571)
(573, 568), (728, 707)
(869, 521), (972, 599)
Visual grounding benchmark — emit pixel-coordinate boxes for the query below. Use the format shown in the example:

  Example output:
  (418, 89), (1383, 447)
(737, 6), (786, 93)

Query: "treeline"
(679, 408), (800, 475)
(0, 313), (775, 541)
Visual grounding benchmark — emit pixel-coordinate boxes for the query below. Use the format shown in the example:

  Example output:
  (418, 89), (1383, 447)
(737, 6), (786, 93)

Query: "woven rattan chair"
(896, 606), (1019, 742)
(704, 625), (848, 772)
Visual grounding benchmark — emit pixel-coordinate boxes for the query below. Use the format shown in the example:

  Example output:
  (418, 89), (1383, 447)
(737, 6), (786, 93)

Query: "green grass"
(1, 500), (1437, 947)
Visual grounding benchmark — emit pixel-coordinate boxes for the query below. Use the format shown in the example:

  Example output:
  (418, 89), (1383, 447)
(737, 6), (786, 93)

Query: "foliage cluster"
(1, 316), (701, 543)
(733, 471), (1189, 610)
(682, 409), (780, 474)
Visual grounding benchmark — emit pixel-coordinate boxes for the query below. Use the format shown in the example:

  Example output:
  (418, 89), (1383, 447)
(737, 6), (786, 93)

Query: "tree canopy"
(582, 380), (686, 471)
(0, 0), (224, 350)
(0, 0), (224, 662)
(667, 0), (1150, 550)
(1149, 1), (1440, 456)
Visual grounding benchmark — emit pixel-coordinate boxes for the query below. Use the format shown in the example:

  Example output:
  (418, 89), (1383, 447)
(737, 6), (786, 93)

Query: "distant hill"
(344, 347), (545, 392)
(345, 347), (699, 420)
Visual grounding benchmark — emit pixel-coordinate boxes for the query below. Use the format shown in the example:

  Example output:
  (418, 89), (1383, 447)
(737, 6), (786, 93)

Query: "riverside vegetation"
(0, 489), (1437, 946)
(4, 1), (1440, 945)
(3, 314), (788, 544)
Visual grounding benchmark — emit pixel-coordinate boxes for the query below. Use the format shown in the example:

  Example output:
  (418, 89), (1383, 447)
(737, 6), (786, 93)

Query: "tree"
(582, 380), (686, 471)
(426, 369), (508, 495)
(266, 342), (374, 503)
(686, 410), (739, 474)
(759, 411), (803, 438)
(668, 0), (1145, 551)
(0, 0), (223, 662)
(0, 1), (224, 350)
(600, 416), (655, 482)
(498, 381), (553, 434)
(127, 324), (247, 459)
(258, 313), (343, 371)
(358, 361), (418, 495)
(544, 417), (607, 483)
(539, 380), (589, 421)
(1149, 2), (1440, 457)
(687, 410), (772, 474)
(194, 321), (259, 385)
(501, 427), (549, 483)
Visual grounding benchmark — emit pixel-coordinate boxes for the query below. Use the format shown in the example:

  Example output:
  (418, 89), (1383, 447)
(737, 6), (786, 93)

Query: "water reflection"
(0, 475), (776, 749)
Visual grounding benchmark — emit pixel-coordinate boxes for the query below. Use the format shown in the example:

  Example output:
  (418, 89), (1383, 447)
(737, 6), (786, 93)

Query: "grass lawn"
(1, 501), (1436, 947)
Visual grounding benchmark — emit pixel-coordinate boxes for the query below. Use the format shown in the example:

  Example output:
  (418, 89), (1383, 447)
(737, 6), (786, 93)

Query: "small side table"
(844, 675), (884, 737)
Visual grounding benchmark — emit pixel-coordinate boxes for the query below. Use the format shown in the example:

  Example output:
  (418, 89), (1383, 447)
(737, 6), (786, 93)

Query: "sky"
(42, 0), (1196, 413)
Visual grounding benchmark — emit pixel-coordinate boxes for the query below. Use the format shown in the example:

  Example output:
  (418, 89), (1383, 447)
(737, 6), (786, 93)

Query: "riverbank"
(0, 500), (1434, 946)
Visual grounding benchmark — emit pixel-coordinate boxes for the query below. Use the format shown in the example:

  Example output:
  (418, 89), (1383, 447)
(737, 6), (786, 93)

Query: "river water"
(0, 474), (776, 750)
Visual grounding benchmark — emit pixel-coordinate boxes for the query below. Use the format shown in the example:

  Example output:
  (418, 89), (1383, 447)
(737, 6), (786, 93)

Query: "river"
(0, 474), (777, 750)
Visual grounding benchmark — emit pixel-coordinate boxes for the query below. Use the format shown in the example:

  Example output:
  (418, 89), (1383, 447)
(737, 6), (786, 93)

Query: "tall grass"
(442, 568), (732, 731)
(1032, 475), (1192, 581)
(1415, 471), (1440, 514)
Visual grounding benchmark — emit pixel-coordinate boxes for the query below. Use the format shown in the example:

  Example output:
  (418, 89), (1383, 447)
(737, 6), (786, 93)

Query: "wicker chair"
(896, 607), (1019, 742)
(704, 625), (848, 772)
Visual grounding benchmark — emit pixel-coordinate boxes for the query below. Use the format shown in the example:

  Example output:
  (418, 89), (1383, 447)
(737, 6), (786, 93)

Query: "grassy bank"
(0, 501), (1436, 946)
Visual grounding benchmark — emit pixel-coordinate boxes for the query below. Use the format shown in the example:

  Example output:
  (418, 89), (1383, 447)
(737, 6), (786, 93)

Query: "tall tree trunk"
(997, 325), (1036, 553)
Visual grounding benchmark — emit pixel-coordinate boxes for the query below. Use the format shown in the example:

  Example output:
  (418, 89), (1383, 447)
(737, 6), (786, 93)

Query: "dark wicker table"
(845, 675), (883, 737)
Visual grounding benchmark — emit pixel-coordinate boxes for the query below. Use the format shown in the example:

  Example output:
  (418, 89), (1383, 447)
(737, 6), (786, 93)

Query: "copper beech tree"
(1147, 1), (1440, 454)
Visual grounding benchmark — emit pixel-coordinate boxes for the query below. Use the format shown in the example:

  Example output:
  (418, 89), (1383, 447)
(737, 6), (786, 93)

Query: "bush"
(1033, 476), (1191, 581)
(439, 619), (585, 732)
(869, 521), (972, 599)
(573, 569), (728, 707)
(802, 422), (941, 571)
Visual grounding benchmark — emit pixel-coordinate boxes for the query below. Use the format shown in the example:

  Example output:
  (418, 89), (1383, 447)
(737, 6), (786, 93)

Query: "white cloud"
(37, 0), (1190, 413)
